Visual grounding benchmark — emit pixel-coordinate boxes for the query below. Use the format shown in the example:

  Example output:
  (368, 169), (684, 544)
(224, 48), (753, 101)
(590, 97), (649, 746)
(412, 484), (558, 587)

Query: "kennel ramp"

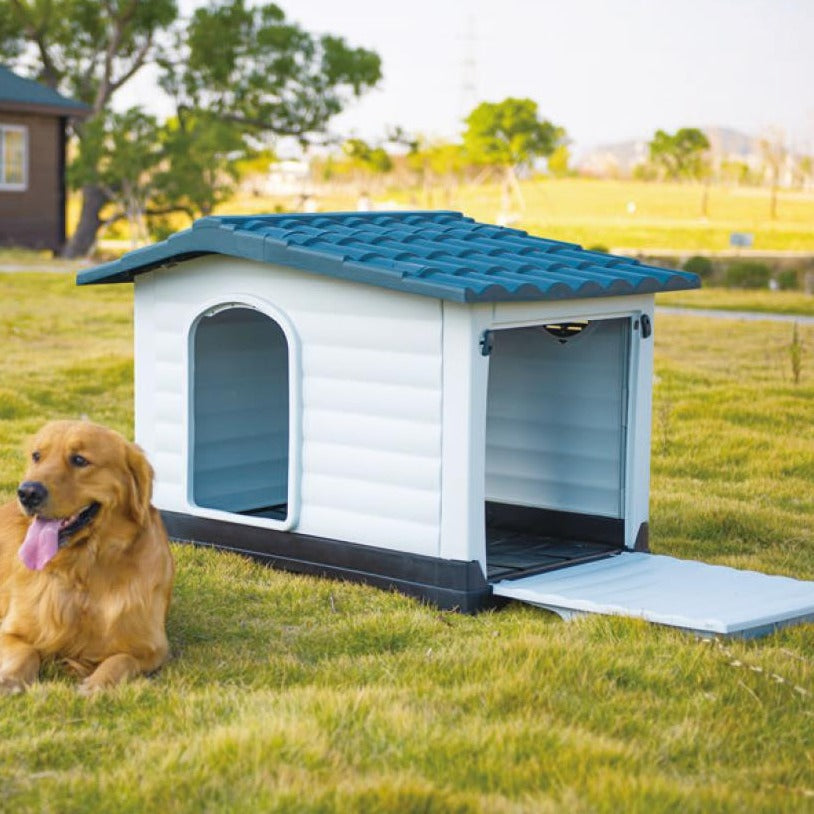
(492, 551), (814, 638)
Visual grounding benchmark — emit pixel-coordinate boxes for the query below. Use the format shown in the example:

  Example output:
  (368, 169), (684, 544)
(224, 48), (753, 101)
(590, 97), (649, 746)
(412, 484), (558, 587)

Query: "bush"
(775, 268), (800, 291)
(723, 261), (771, 289)
(587, 244), (609, 253)
(682, 255), (714, 279)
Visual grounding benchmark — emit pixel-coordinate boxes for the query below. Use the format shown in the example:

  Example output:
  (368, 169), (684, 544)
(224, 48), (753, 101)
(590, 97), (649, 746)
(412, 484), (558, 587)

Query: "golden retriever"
(0, 420), (174, 694)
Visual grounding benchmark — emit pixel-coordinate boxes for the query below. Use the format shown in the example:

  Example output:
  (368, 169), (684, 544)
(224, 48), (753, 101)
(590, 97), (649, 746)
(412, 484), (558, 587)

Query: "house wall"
(0, 111), (64, 250)
(134, 256), (444, 557)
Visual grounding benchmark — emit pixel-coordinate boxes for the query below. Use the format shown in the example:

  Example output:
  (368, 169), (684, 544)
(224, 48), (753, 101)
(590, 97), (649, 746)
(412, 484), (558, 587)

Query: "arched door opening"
(191, 306), (290, 521)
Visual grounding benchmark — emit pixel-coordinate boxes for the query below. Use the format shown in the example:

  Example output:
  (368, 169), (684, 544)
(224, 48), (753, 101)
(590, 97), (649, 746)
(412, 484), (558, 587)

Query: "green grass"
(0, 272), (812, 812)
(441, 178), (814, 252)
(302, 177), (814, 253)
(71, 175), (814, 255)
(657, 288), (814, 318)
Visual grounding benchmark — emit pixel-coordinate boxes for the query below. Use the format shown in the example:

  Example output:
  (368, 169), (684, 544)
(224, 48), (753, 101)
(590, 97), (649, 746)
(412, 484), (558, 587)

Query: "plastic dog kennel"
(78, 211), (814, 637)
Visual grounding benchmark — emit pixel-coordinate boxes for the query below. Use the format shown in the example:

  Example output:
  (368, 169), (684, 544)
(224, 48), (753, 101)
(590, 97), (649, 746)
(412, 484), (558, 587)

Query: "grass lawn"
(449, 179), (814, 253)
(657, 288), (814, 318)
(76, 176), (814, 256)
(0, 272), (812, 812)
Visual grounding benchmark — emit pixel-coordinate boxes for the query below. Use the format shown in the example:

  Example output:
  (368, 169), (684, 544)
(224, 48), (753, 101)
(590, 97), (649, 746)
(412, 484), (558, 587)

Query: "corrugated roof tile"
(77, 211), (700, 302)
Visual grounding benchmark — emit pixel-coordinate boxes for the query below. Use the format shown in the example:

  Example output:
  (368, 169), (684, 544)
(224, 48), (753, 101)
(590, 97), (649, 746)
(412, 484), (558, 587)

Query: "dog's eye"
(70, 454), (90, 468)
(31, 451), (41, 463)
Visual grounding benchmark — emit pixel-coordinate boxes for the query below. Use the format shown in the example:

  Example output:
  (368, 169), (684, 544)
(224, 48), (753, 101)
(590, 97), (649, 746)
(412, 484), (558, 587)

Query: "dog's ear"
(125, 442), (154, 525)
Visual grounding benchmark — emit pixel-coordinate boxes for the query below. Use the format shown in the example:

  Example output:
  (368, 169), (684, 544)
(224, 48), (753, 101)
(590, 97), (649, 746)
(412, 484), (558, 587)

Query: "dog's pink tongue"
(19, 517), (60, 571)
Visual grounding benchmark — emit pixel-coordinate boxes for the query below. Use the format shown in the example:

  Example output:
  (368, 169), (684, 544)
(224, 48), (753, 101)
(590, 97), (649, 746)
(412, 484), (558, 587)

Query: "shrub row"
(681, 256), (803, 290)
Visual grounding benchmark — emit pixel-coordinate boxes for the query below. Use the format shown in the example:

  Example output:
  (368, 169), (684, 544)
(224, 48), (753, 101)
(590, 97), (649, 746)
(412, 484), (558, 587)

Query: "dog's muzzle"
(18, 481), (48, 513)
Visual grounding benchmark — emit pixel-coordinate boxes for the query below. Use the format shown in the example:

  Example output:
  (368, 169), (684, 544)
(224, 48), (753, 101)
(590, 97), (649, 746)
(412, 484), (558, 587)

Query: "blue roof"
(77, 211), (700, 303)
(0, 65), (89, 115)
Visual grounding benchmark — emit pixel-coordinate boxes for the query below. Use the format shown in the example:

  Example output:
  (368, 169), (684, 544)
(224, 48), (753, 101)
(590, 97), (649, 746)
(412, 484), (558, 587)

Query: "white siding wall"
(134, 256), (443, 557)
(134, 258), (654, 564)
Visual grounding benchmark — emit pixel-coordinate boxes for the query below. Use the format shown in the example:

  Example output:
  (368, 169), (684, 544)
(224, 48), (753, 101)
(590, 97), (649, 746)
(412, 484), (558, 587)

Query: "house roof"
(77, 211), (700, 303)
(0, 65), (90, 116)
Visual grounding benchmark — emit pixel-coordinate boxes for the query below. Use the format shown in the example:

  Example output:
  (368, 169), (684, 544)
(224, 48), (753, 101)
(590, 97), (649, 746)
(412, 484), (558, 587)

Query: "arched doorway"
(190, 306), (290, 521)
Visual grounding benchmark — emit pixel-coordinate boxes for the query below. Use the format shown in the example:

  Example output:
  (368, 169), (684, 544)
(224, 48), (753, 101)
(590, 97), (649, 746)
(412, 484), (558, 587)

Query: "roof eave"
(75, 212), (702, 303)
(0, 100), (91, 117)
(77, 244), (700, 303)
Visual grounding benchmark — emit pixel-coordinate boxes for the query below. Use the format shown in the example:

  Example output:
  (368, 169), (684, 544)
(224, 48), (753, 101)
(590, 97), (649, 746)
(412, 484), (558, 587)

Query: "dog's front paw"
(0, 675), (28, 695)
(77, 677), (102, 696)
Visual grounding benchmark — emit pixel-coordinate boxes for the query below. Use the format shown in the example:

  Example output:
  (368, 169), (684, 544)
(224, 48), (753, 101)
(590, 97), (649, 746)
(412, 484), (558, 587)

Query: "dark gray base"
(162, 511), (493, 612)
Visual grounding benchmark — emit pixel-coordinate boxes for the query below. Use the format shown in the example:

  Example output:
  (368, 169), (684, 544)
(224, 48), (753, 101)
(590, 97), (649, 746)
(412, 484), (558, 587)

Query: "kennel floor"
(486, 527), (621, 581)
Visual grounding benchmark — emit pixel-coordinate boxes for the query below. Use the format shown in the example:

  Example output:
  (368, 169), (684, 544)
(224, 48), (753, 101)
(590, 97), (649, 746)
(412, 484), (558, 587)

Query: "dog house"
(78, 211), (814, 637)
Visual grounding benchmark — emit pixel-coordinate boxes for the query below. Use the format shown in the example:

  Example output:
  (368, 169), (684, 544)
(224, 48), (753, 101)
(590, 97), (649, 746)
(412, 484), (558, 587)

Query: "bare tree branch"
(219, 111), (322, 138)
(9, 0), (60, 88)
(109, 34), (154, 96)
(100, 210), (128, 229)
(94, 0), (144, 112)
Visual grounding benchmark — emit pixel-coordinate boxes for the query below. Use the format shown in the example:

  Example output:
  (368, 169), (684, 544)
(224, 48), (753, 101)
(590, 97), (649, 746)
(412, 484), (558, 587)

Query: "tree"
(342, 138), (393, 175)
(159, 2), (381, 140)
(152, 114), (246, 219)
(648, 127), (711, 215)
(547, 144), (572, 178)
(406, 138), (469, 206)
(648, 128), (710, 181)
(462, 98), (564, 213)
(68, 108), (163, 246)
(794, 155), (813, 190)
(759, 128), (787, 220)
(0, 1), (381, 255)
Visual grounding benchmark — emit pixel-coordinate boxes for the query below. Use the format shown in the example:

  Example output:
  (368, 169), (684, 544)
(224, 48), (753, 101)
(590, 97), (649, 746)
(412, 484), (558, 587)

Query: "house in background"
(0, 65), (89, 252)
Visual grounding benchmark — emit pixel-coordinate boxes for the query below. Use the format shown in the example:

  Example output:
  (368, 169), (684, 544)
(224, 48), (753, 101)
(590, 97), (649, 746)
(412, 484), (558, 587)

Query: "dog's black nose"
(17, 481), (48, 511)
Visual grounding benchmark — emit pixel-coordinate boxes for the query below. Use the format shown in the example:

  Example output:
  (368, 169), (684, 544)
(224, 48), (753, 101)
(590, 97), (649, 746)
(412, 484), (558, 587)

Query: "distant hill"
(578, 127), (759, 176)
(704, 127), (758, 158)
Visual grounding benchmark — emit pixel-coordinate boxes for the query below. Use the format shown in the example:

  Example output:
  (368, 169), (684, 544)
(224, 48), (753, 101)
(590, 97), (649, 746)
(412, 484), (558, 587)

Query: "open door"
(484, 317), (631, 579)
(493, 552), (814, 638)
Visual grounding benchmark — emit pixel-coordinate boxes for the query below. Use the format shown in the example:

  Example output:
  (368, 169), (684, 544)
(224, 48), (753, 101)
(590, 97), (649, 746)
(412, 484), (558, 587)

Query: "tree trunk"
(507, 165), (525, 212)
(62, 185), (110, 258)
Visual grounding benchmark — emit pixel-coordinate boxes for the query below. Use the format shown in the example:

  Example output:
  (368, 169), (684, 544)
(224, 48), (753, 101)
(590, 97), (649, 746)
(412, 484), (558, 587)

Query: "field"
(73, 176), (814, 257)
(210, 177), (814, 254)
(658, 288), (814, 318)
(0, 272), (812, 812)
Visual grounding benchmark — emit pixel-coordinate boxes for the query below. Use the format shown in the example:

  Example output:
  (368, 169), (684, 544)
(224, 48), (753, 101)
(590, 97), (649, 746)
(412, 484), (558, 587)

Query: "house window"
(0, 125), (28, 190)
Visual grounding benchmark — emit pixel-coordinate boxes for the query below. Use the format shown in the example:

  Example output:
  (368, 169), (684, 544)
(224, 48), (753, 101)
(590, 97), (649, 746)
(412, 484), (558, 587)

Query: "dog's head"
(16, 420), (153, 571)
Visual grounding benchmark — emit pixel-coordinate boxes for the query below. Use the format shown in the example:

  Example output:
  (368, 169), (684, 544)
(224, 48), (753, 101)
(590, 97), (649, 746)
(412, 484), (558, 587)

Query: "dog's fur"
(0, 420), (174, 694)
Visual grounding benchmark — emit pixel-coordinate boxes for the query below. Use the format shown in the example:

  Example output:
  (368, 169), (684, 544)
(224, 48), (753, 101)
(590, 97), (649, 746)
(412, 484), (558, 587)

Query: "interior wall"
(485, 318), (630, 519)
(191, 307), (289, 514)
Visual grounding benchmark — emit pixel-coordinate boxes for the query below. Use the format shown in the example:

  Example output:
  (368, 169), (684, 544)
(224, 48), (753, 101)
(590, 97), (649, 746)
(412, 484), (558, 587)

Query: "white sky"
(119, 0), (814, 155)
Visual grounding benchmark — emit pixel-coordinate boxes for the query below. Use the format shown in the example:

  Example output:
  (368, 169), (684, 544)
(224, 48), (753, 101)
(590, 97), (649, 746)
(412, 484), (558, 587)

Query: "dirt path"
(656, 306), (814, 325)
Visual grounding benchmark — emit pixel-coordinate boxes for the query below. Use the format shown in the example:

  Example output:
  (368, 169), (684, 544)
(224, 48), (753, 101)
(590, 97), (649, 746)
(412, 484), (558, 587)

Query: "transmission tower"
(459, 14), (479, 123)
